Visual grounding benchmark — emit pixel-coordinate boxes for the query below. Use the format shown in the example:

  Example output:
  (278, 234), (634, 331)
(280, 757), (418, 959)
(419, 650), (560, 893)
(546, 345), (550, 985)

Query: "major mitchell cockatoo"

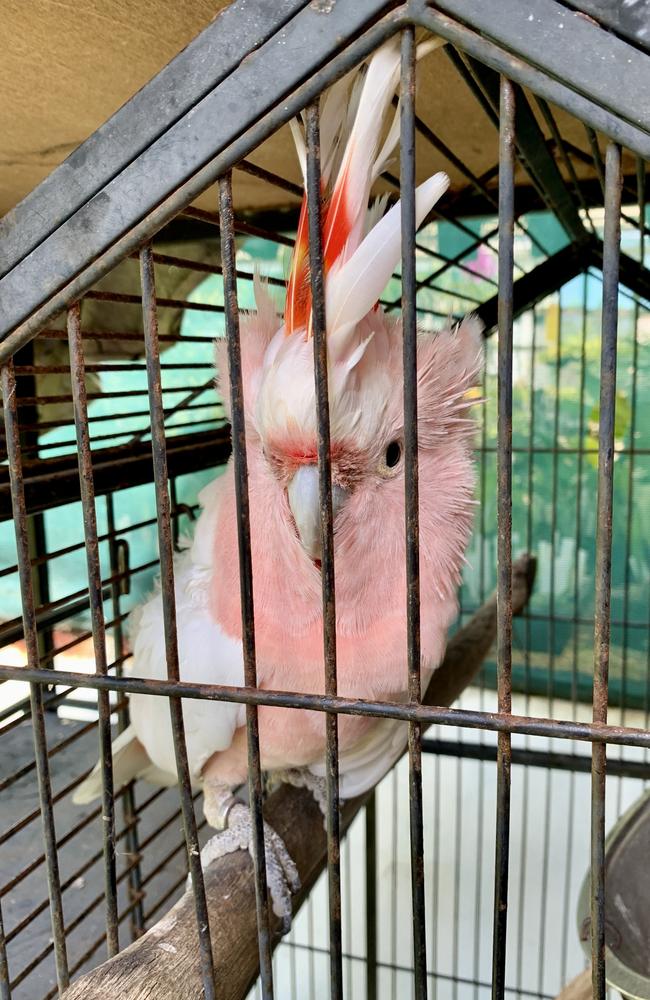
(75, 37), (484, 928)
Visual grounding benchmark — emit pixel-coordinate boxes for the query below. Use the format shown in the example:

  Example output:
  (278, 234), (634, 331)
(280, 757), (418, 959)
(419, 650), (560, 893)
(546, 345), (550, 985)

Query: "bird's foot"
(274, 768), (334, 829)
(190, 803), (300, 932)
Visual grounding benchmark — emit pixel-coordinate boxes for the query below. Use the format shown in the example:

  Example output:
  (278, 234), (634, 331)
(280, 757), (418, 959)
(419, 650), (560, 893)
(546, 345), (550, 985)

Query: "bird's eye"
(378, 439), (402, 478)
(385, 440), (402, 468)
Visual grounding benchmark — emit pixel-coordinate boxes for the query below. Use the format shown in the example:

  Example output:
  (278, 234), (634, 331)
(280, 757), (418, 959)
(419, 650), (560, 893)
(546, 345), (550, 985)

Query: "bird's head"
(212, 39), (484, 642)
(215, 277), (483, 640)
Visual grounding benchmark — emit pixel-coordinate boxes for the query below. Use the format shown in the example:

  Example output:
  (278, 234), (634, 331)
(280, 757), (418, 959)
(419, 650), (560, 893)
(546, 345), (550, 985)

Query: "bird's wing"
(72, 723), (177, 804)
(75, 480), (245, 805)
(126, 549), (245, 784)
(307, 667), (437, 799)
(308, 718), (409, 799)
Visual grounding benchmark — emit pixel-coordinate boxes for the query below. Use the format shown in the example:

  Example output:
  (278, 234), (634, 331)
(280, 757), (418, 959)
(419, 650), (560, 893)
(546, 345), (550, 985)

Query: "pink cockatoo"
(75, 37), (484, 927)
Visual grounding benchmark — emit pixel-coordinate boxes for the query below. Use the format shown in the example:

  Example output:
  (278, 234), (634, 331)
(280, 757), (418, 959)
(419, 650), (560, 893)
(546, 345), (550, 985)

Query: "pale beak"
(287, 464), (349, 562)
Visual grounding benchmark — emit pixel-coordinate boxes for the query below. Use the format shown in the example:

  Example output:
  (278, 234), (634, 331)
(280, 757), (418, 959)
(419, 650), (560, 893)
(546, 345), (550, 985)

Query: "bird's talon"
(188, 803), (299, 932)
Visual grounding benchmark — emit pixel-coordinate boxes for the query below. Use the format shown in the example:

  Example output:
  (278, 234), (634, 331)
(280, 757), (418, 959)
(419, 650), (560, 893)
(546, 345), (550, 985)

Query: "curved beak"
(287, 464), (349, 563)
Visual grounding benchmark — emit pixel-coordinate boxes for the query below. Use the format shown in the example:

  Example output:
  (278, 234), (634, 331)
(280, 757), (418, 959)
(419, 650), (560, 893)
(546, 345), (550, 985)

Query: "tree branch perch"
(63, 553), (536, 1000)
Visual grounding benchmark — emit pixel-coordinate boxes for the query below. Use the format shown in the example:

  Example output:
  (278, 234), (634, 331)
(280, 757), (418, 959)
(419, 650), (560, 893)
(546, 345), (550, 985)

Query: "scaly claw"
(188, 803), (300, 932)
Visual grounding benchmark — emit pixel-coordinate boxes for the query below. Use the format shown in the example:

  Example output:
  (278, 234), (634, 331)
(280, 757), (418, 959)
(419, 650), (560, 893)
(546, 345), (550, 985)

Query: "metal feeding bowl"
(578, 791), (650, 1000)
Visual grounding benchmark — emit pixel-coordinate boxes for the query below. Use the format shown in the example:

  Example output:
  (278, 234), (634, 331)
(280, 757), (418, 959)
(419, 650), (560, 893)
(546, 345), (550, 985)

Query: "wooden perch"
(64, 554), (536, 1000)
(554, 968), (592, 1000)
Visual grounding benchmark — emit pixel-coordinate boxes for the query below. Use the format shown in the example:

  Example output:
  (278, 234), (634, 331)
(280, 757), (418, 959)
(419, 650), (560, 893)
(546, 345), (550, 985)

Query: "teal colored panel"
(525, 212), (570, 259)
(437, 218), (484, 262)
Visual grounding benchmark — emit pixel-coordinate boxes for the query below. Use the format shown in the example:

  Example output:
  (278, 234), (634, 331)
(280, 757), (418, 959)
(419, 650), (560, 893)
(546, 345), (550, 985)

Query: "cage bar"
(139, 245), (218, 998)
(400, 26), (428, 1000)
(492, 74), (515, 1000)
(305, 98), (344, 1000)
(218, 170), (275, 997)
(67, 302), (120, 956)
(0, 361), (70, 993)
(590, 141), (622, 1000)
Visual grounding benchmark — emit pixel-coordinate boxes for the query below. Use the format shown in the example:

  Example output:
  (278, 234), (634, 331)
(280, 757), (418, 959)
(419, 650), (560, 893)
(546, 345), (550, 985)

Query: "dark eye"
(385, 440), (402, 468)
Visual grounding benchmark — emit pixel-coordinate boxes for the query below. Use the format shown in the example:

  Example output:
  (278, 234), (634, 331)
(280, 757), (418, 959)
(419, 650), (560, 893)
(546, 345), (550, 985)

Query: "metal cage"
(0, 2), (649, 999)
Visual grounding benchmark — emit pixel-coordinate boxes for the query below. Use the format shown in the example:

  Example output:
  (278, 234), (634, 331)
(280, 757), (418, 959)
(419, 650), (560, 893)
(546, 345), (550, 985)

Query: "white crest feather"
(326, 173), (450, 341)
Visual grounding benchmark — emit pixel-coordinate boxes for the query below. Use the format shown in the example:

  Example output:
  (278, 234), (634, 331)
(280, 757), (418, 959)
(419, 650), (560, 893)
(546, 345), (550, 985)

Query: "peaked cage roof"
(0, 0), (649, 359)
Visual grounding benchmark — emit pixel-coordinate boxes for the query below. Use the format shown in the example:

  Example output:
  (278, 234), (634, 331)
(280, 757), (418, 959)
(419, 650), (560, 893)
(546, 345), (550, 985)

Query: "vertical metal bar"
(218, 172), (275, 999)
(472, 349), (490, 1000)
(400, 27), (427, 1000)
(67, 302), (119, 957)
(0, 897), (10, 1000)
(304, 100), (343, 1000)
(547, 292), (562, 714)
(14, 343), (55, 683)
(570, 275), (590, 715)
(390, 768), (399, 1000)
(139, 245), (217, 1000)
(591, 141), (621, 1000)
(307, 897), (316, 998)
(170, 476), (180, 550)
(491, 76), (515, 1000)
(365, 792), (377, 1000)
(28, 513), (55, 675)
(619, 159), (645, 722)
(106, 493), (145, 939)
(538, 292), (560, 998)
(515, 304), (537, 996)
(1, 360), (69, 993)
(585, 127), (606, 196)
(451, 758), (462, 1000)
(636, 160), (647, 748)
(430, 754), (441, 1000)
(343, 835), (352, 999)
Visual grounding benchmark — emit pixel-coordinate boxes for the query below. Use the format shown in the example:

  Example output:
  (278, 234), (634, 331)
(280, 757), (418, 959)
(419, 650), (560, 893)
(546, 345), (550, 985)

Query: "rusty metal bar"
(492, 75), (515, 1000)
(236, 157), (303, 197)
(106, 492), (146, 939)
(12, 360), (214, 374)
(0, 360), (69, 993)
(0, 425), (230, 521)
(0, 898), (9, 1000)
(82, 288), (225, 315)
(11, 345), (55, 685)
(3, 399), (216, 440)
(31, 326), (214, 344)
(305, 100), (343, 999)
(590, 141), (621, 1000)
(0, 506), (199, 581)
(4, 660), (650, 748)
(365, 793), (378, 1000)
(0, 383), (216, 409)
(139, 244), (217, 998)
(67, 301), (120, 957)
(143, 249), (287, 290)
(0, 561), (155, 649)
(619, 160), (647, 716)
(400, 27), (428, 1000)
(218, 171), (275, 998)
(183, 206), (295, 249)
